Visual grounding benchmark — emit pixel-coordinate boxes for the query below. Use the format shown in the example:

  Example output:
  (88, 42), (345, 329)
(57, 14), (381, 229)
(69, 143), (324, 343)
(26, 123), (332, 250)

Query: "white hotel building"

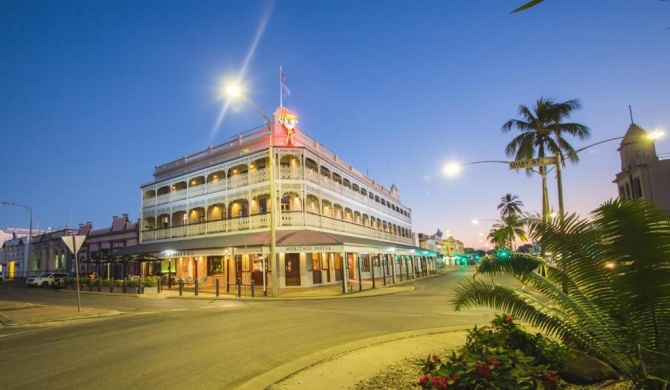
(117, 107), (437, 294)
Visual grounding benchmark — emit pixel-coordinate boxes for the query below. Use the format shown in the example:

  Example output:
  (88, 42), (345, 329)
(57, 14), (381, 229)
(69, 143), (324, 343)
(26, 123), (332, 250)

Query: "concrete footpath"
(0, 277), (469, 389)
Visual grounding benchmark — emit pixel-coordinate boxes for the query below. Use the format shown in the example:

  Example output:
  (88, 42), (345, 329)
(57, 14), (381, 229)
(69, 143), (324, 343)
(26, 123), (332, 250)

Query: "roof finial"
(629, 105), (634, 124)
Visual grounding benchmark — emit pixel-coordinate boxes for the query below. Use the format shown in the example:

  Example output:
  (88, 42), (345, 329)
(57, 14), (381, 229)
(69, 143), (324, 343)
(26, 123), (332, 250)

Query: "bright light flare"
(647, 130), (664, 140)
(443, 162), (462, 177)
(226, 85), (242, 98)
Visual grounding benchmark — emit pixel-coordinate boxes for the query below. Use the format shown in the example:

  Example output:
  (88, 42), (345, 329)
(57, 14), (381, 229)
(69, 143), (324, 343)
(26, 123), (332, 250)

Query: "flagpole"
(279, 66), (283, 108)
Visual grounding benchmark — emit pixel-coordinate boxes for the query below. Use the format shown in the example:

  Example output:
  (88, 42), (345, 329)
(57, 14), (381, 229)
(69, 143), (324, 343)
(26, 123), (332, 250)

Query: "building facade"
(1, 228), (49, 279)
(118, 107), (437, 294)
(614, 123), (670, 214)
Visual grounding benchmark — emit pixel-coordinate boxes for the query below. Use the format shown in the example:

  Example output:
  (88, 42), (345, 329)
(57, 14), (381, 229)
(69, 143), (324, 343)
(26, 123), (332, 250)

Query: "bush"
(127, 279), (139, 288)
(418, 314), (570, 390)
(113, 279), (124, 287)
(144, 277), (157, 287)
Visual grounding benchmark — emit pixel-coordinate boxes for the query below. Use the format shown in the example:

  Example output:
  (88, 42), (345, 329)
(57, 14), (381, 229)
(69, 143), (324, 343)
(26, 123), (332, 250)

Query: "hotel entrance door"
(285, 253), (300, 286)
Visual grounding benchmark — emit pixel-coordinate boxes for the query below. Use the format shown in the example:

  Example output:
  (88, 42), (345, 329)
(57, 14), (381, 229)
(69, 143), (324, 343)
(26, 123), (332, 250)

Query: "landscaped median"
(0, 300), (120, 326)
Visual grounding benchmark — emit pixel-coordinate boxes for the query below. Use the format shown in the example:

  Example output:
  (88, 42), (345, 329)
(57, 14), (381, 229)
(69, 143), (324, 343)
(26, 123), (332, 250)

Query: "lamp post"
(2, 201), (33, 279)
(226, 85), (277, 296)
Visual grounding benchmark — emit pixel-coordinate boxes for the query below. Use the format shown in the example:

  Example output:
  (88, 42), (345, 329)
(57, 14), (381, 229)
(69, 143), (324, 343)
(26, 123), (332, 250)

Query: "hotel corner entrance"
(285, 253), (300, 286)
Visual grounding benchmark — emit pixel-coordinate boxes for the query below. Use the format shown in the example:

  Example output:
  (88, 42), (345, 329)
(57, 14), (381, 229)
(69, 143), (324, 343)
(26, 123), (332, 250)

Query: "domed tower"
(613, 122), (670, 214)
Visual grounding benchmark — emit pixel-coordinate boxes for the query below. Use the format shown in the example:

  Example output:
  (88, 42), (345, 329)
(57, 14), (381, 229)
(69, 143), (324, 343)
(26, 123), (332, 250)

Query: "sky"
(1, 0), (669, 249)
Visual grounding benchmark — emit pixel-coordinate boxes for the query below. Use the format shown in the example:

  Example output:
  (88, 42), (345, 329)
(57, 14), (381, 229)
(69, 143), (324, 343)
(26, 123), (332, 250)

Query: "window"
(633, 177), (643, 199)
(259, 198), (267, 214)
(281, 196), (290, 211)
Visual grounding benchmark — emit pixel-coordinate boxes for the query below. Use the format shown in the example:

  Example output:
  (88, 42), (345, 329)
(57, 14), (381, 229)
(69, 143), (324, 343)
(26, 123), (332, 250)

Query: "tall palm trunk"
(540, 166), (550, 257)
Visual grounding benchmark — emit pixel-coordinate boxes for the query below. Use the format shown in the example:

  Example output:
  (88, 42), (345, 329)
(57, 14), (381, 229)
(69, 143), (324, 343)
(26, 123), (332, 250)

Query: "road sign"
(62, 235), (86, 254)
(509, 156), (556, 170)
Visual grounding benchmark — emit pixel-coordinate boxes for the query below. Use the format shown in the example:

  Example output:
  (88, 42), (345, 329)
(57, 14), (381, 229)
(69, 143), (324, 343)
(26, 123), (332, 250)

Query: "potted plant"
(126, 279), (140, 294)
(112, 279), (125, 293)
(143, 277), (159, 294)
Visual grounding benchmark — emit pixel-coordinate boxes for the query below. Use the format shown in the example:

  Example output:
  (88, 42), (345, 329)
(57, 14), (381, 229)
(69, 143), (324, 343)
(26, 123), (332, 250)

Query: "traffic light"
(497, 248), (510, 260)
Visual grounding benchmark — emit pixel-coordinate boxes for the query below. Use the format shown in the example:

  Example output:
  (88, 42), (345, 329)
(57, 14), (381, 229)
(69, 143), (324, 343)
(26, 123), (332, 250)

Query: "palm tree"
(488, 214), (527, 250)
(502, 97), (590, 223)
(497, 193), (524, 219)
(452, 199), (670, 388)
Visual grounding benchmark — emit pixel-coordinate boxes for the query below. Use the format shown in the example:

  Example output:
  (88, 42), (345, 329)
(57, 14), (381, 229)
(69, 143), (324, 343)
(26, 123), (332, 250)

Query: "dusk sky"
(1, 1), (668, 248)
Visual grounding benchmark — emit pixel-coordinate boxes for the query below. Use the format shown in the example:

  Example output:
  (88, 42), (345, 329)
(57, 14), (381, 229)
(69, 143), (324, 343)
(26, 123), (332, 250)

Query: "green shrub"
(418, 314), (569, 390)
(127, 279), (139, 287)
(144, 277), (157, 287)
(113, 279), (124, 287)
(101, 279), (112, 287)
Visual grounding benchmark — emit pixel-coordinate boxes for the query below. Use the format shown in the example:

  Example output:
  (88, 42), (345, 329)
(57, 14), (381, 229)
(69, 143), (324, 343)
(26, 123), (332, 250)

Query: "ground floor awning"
(113, 230), (433, 258)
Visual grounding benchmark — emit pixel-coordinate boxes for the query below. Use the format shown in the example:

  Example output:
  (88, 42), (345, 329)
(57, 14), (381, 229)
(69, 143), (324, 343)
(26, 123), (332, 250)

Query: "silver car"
(26, 272), (68, 287)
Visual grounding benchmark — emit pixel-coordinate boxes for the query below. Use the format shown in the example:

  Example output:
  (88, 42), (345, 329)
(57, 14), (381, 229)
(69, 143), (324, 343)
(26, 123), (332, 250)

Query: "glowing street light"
(225, 84), (272, 124)
(225, 84), (276, 296)
(443, 160), (508, 177)
(472, 218), (499, 225)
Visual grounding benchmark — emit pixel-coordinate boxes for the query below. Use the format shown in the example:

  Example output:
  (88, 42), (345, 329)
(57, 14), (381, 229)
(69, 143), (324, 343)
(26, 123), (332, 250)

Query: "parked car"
(26, 272), (69, 287)
(52, 275), (68, 289)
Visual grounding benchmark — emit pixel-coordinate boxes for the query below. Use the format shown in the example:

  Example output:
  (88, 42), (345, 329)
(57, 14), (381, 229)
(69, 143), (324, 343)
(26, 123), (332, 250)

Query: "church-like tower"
(613, 123), (670, 214)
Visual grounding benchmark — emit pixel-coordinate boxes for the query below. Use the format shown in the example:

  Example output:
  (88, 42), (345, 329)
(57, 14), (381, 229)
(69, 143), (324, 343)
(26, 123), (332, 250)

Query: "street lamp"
(225, 84), (277, 296)
(443, 160), (509, 177)
(2, 201), (33, 279)
(472, 218), (499, 225)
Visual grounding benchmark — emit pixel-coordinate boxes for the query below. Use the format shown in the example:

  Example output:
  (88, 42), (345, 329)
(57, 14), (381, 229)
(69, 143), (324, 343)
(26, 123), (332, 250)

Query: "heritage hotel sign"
(285, 245), (335, 253)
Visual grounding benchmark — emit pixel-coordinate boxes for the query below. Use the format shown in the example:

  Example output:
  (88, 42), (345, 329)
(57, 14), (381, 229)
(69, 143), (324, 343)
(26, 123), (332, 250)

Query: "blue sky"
(1, 0), (668, 248)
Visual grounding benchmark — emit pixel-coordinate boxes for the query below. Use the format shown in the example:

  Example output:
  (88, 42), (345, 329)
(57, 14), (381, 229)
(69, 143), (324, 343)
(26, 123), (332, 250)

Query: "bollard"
(216, 279), (220, 297)
(98, 280), (102, 292)
(109, 279), (113, 293)
(179, 279), (183, 296)
(123, 278), (127, 294)
(251, 280), (255, 298)
(236, 278), (241, 297)
(226, 280), (230, 293)
(195, 278), (199, 296)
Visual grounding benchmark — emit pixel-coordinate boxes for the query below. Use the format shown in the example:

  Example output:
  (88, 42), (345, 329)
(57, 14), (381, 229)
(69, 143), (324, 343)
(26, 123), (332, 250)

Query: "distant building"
(614, 123), (670, 214)
(14, 215), (138, 278)
(1, 227), (49, 279)
(76, 215), (139, 279)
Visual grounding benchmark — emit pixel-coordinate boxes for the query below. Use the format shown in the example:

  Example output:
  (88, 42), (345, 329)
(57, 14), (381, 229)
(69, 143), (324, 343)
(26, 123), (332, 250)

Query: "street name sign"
(508, 157), (556, 170)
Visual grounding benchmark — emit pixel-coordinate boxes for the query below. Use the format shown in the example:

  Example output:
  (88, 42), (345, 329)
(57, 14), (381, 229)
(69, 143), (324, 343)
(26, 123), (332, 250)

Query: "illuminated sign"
(285, 246), (333, 252)
(279, 113), (298, 146)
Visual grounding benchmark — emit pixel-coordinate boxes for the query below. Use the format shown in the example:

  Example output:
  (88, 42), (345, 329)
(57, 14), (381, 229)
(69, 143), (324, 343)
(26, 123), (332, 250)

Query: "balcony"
(141, 211), (412, 245)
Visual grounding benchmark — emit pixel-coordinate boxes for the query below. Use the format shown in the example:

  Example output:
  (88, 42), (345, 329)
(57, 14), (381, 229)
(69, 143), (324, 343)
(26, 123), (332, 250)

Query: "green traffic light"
(497, 248), (510, 259)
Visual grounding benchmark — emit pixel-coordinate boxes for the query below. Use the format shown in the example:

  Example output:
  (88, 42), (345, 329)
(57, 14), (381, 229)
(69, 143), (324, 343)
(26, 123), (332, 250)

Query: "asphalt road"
(0, 268), (511, 389)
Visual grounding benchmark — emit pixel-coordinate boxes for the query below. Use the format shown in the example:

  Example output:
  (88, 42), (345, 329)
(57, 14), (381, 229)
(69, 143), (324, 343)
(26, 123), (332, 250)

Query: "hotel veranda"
(116, 107), (437, 295)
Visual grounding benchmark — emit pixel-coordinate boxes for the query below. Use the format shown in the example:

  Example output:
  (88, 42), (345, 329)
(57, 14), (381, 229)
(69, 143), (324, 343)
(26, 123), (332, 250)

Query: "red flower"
(430, 375), (448, 390)
(418, 374), (432, 385)
(474, 361), (492, 378)
(487, 358), (500, 368)
(504, 314), (513, 325)
(542, 371), (560, 390)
